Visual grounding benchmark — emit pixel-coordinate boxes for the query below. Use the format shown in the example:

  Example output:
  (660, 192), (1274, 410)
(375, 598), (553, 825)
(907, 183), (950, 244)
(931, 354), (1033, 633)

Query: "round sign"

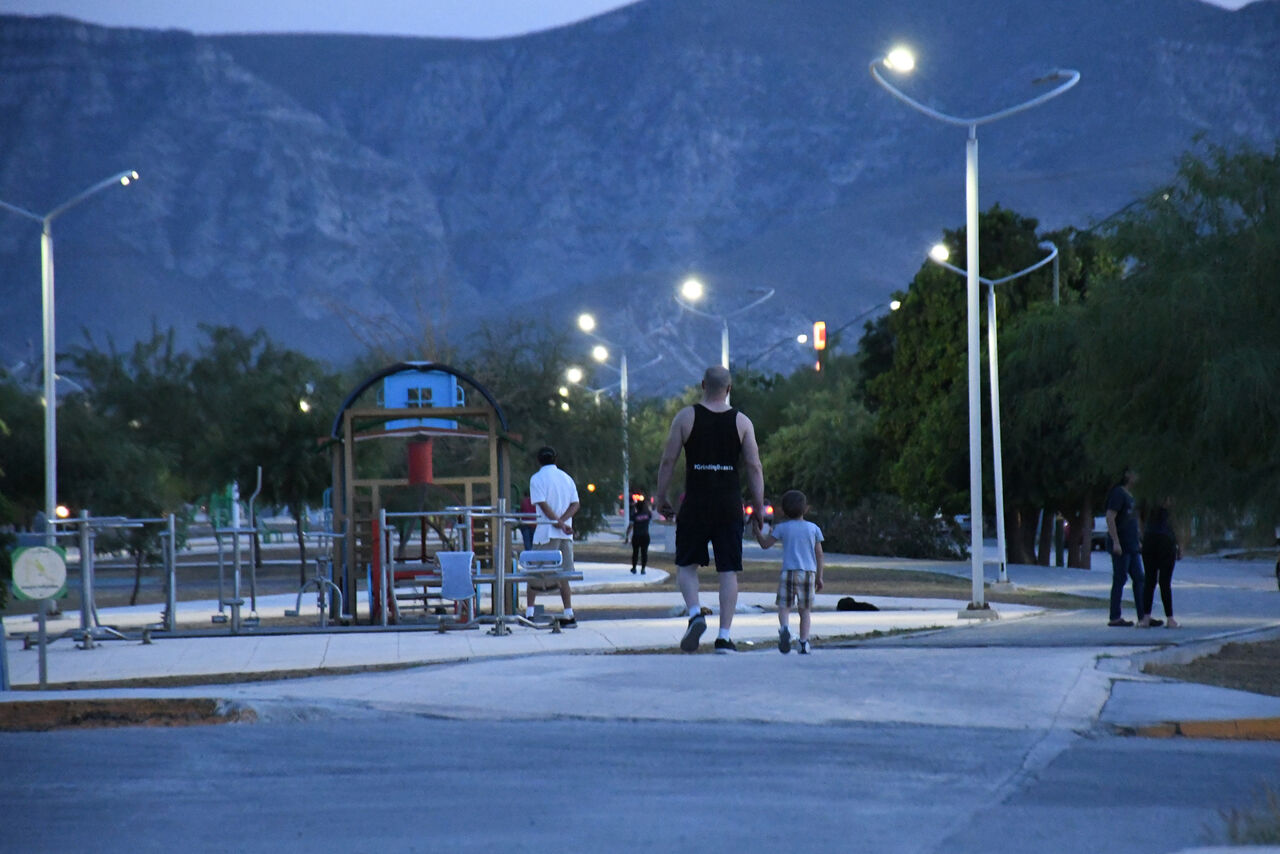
(11, 546), (68, 601)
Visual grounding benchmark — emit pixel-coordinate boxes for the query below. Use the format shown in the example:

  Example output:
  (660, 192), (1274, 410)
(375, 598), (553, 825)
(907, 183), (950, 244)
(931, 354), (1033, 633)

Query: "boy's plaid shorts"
(776, 570), (816, 610)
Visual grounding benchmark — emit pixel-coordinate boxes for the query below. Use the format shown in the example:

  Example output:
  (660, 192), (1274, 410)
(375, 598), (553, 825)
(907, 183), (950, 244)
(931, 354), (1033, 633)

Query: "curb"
(0, 697), (255, 731)
(1118, 716), (1280, 741)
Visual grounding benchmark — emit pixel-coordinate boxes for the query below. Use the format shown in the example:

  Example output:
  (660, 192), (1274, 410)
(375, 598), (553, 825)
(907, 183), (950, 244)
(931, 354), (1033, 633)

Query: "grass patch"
(574, 542), (1102, 611)
(1210, 785), (1280, 845)
(1145, 638), (1280, 698)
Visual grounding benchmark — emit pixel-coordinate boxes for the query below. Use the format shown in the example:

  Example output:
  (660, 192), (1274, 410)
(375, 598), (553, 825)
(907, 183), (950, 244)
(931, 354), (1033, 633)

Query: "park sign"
(10, 545), (68, 601)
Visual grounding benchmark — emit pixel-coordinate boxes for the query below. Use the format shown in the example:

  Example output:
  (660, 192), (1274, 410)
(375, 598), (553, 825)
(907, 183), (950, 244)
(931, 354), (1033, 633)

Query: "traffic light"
(812, 321), (827, 372)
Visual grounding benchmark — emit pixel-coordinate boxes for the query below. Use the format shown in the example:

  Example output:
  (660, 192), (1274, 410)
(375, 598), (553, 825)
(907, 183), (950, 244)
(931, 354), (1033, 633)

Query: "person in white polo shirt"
(527, 445), (580, 626)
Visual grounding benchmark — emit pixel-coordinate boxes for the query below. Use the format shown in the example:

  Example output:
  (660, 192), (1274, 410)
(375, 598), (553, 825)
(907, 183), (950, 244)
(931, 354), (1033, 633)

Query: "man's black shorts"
(674, 504), (744, 572)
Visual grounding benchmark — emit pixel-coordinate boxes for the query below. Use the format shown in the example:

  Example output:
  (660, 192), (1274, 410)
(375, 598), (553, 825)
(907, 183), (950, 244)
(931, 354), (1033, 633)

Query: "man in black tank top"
(656, 366), (765, 653)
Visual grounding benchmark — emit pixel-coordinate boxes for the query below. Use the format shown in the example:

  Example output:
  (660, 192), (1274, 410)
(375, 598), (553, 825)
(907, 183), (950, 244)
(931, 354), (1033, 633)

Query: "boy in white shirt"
(755, 489), (824, 654)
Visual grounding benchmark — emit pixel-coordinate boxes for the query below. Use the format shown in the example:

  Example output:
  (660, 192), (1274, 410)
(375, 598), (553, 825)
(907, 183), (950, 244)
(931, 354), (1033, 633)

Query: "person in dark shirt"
(655, 366), (765, 653)
(625, 498), (653, 574)
(1105, 468), (1159, 627)
(1141, 497), (1181, 628)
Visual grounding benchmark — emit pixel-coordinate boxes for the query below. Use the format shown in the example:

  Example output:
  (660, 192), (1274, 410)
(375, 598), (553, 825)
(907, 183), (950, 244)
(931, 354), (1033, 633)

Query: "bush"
(0, 529), (12, 611)
(1215, 784), (1280, 845)
(816, 494), (966, 560)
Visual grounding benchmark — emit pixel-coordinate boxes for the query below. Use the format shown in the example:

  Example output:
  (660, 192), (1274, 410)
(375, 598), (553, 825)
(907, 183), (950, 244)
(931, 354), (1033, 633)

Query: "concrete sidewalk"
(3, 553), (1278, 742)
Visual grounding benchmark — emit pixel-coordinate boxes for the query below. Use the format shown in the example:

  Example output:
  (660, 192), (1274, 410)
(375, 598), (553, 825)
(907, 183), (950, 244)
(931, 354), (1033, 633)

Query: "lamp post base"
(957, 603), (1000, 621)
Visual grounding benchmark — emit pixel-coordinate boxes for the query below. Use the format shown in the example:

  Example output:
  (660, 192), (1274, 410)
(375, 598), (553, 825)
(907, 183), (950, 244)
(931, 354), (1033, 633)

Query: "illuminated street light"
(885, 46), (916, 73)
(674, 277), (775, 372)
(872, 47), (1078, 614)
(574, 314), (662, 523)
(0, 169), (141, 542)
(928, 240), (1059, 584)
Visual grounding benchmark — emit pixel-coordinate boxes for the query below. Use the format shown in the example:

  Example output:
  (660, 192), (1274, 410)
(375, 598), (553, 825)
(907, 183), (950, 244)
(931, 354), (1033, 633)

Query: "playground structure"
(329, 361), (514, 625)
(8, 361), (581, 657)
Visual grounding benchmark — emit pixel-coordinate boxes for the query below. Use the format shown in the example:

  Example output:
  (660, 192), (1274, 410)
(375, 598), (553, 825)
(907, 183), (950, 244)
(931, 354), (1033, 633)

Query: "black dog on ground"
(837, 596), (879, 612)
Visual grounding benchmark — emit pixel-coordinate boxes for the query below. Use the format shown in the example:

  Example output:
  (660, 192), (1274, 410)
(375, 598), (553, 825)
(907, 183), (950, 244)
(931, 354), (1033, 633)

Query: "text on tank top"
(684, 404), (742, 500)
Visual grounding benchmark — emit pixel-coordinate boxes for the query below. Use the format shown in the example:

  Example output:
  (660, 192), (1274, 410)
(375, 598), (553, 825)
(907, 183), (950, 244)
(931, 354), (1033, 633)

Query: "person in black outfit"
(625, 498), (652, 574)
(655, 366), (765, 653)
(1141, 497), (1180, 628)
(1105, 468), (1160, 628)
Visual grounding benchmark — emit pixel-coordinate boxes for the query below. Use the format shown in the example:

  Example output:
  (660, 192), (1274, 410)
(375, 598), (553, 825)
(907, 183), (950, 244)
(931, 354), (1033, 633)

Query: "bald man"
(655, 366), (765, 653)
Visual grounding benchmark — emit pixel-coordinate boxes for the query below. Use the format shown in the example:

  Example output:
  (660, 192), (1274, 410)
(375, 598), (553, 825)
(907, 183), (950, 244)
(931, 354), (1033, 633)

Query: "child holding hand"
(755, 489), (824, 654)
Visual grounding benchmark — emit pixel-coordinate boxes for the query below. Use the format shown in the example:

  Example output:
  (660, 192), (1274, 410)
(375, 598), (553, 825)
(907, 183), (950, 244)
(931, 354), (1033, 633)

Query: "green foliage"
(0, 527), (11, 611)
(815, 494), (965, 560)
(457, 318), (634, 535)
(1075, 143), (1280, 520)
(0, 380), (44, 527)
(759, 373), (880, 510)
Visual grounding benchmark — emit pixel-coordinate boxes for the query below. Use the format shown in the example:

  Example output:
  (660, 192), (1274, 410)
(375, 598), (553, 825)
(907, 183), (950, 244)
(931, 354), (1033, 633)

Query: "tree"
(0, 379), (43, 529)
(458, 318), (628, 535)
(58, 396), (187, 604)
(870, 206), (1056, 513)
(759, 374), (880, 510)
(188, 326), (340, 581)
(1075, 143), (1280, 534)
(866, 205), (1116, 564)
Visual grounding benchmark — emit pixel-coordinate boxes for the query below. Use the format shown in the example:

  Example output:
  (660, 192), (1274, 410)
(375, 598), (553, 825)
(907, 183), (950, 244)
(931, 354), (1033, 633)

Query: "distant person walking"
(1105, 468), (1159, 628)
(518, 491), (536, 552)
(755, 489), (824, 654)
(1141, 497), (1180, 628)
(625, 498), (652, 575)
(528, 446), (580, 626)
(655, 366), (765, 653)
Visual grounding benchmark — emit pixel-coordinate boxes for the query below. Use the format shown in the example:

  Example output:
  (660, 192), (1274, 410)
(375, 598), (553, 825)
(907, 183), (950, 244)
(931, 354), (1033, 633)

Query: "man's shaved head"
(702, 366), (731, 393)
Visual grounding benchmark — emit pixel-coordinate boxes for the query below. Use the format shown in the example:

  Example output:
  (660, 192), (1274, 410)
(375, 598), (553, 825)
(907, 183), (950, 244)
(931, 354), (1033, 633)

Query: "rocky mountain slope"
(1, 0), (1276, 393)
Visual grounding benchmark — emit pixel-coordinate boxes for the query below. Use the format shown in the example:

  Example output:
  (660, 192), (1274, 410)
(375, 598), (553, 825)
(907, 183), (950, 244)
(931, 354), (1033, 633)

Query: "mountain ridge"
(1, 1), (1277, 393)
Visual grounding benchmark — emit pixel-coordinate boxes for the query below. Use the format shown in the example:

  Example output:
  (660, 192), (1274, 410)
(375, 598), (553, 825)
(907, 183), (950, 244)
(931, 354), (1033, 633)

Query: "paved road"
(3, 551), (1277, 853)
(3, 685), (1278, 854)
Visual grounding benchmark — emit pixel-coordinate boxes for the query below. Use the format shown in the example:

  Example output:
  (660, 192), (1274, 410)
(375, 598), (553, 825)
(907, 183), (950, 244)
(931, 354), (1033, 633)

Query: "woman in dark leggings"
(626, 499), (652, 574)
(1142, 498), (1180, 628)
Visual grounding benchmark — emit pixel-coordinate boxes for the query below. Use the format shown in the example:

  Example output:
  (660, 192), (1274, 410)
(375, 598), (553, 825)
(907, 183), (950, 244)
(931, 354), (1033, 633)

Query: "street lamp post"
(872, 48), (1077, 614)
(576, 313), (661, 522)
(0, 170), (140, 543)
(928, 241), (1058, 584)
(675, 277), (775, 371)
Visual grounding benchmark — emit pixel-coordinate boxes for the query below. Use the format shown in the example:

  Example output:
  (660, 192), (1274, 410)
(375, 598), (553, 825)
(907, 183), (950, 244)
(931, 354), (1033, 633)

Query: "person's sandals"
(1108, 618), (1134, 627)
(778, 626), (792, 654)
(680, 613), (706, 652)
(1145, 618), (1164, 628)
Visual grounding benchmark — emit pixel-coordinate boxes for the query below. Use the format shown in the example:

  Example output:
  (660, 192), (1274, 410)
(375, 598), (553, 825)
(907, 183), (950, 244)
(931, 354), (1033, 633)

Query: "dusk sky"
(0, 0), (1258, 38)
(0, 0), (643, 38)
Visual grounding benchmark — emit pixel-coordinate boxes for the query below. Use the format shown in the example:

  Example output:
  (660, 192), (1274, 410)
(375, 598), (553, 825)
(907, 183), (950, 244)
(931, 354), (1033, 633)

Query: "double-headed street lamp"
(872, 47), (1078, 614)
(0, 170), (141, 542)
(676, 277), (775, 371)
(928, 240), (1059, 584)
(575, 313), (661, 519)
